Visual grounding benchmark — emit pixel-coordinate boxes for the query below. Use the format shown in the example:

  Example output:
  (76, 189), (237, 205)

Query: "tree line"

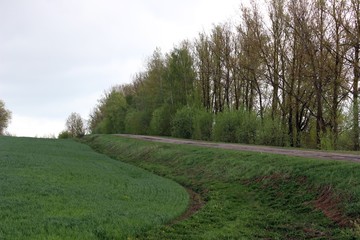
(87, 0), (360, 150)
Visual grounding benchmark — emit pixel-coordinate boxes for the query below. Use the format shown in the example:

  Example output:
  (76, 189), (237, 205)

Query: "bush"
(320, 129), (335, 150)
(149, 105), (173, 136)
(92, 118), (108, 134)
(171, 106), (194, 139)
(213, 111), (241, 143)
(337, 112), (356, 150)
(192, 109), (213, 141)
(256, 115), (286, 146)
(58, 130), (71, 139)
(337, 130), (353, 151)
(236, 110), (258, 144)
(125, 110), (151, 134)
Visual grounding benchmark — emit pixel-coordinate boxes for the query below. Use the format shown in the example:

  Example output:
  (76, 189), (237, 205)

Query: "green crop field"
(0, 136), (188, 239)
(85, 134), (360, 239)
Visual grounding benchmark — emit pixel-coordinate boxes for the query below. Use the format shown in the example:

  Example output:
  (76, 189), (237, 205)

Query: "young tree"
(0, 100), (11, 135)
(134, 49), (166, 112)
(164, 43), (196, 107)
(66, 112), (85, 138)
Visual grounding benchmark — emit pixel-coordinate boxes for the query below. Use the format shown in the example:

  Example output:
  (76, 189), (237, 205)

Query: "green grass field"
(84, 134), (360, 239)
(3, 134), (360, 239)
(0, 136), (188, 239)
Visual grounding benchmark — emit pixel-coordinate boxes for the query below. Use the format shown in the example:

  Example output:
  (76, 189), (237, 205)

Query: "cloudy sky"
(0, 0), (243, 137)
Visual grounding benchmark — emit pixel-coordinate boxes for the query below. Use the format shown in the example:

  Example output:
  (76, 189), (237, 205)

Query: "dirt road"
(118, 134), (360, 163)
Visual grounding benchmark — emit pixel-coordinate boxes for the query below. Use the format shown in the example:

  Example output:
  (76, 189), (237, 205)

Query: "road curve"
(117, 134), (360, 163)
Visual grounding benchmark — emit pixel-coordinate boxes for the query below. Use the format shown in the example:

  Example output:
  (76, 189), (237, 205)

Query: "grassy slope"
(0, 136), (188, 240)
(84, 134), (360, 239)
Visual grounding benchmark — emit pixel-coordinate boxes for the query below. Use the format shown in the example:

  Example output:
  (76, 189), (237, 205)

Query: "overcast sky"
(0, 0), (243, 137)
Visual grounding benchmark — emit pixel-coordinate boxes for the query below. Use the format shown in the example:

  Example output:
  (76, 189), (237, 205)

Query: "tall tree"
(304, 0), (329, 148)
(238, 2), (268, 118)
(194, 33), (212, 111)
(286, 0), (314, 147)
(164, 42), (196, 107)
(325, 0), (348, 149)
(267, 0), (288, 120)
(348, 0), (360, 150)
(134, 49), (166, 112)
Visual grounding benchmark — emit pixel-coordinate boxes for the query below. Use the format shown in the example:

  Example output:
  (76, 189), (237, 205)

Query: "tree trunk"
(354, 44), (360, 150)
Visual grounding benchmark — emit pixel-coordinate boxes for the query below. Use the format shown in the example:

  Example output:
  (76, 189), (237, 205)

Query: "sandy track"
(117, 134), (360, 163)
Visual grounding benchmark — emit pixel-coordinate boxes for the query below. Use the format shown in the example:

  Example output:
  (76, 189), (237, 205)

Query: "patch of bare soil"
(169, 188), (205, 225)
(314, 185), (350, 227)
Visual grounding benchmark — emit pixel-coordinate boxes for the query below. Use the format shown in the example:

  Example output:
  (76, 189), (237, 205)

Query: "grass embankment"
(0, 136), (188, 239)
(84, 134), (360, 239)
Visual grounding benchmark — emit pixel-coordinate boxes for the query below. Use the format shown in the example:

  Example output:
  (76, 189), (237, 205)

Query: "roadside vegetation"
(87, 0), (360, 152)
(85, 134), (360, 239)
(0, 136), (188, 239)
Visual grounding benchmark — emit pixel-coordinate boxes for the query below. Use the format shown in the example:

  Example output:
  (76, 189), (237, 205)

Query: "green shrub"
(125, 110), (151, 134)
(337, 112), (356, 150)
(320, 129), (335, 150)
(337, 130), (353, 151)
(171, 106), (194, 139)
(213, 111), (241, 143)
(236, 110), (258, 144)
(256, 115), (286, 146)
(149, 105), (173, 136)
(192, 109), (213, 141)
(213, 109), (261, 144)
(58, 130), (71, 139)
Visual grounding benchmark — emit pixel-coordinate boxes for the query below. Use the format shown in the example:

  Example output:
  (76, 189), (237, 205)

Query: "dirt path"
(118, 134), (360, 163)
